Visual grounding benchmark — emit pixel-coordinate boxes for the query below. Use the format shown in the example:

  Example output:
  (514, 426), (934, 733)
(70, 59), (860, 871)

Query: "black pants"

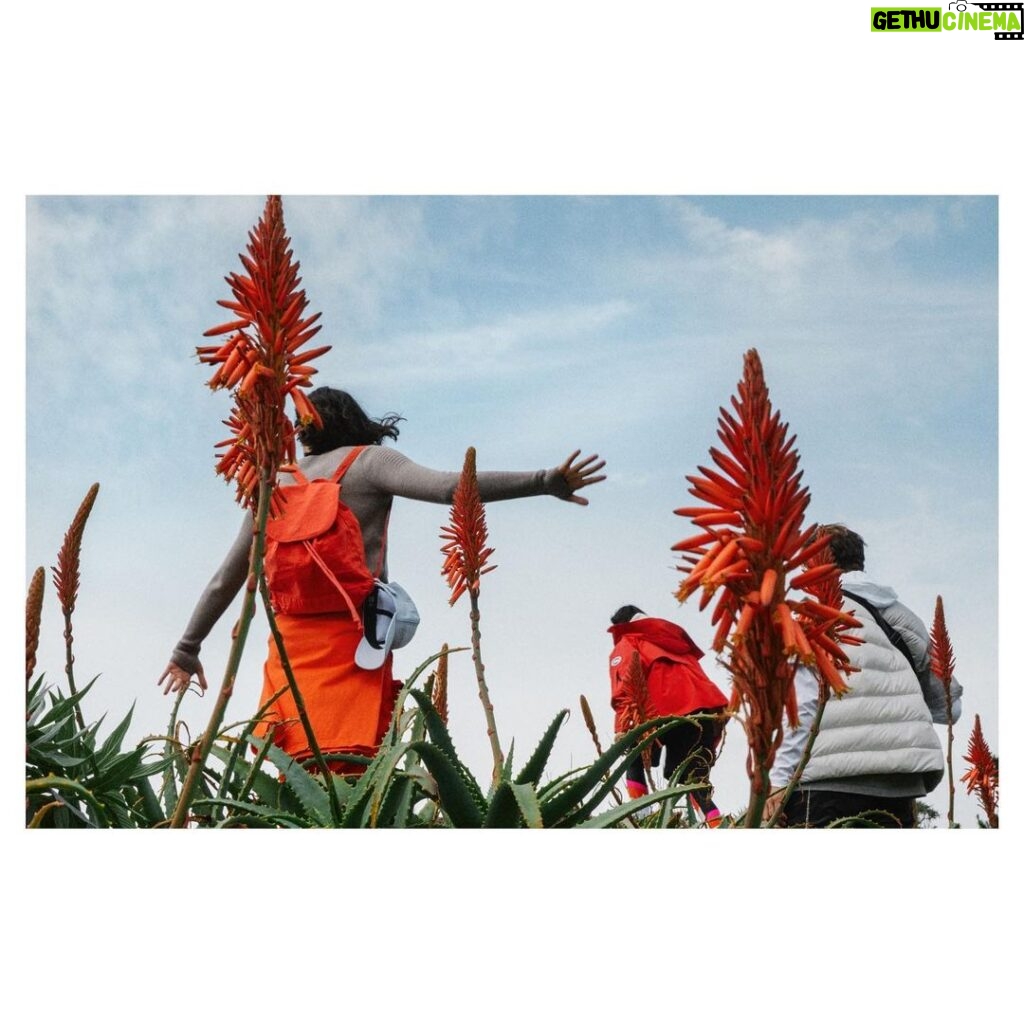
(626, 716), (720, 814)
(781, 789), (916, 828)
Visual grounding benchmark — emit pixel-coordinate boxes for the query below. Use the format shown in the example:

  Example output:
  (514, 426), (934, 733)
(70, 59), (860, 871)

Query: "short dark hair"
(299, 387), (404, 455)
(818, 524), (866, 572)
(611, 605), (645, 625)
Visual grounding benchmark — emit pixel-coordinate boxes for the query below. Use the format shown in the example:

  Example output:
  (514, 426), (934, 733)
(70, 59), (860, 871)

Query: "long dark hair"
(298, 387), (403, 455)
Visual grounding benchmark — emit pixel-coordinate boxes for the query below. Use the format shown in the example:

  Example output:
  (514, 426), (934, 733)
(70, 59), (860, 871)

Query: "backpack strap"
(303, 539), (362, 624)
(842, 588), (929, 692)
(331, 445), (367, 485)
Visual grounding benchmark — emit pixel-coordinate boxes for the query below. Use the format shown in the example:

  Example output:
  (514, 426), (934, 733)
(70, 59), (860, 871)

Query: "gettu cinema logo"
(871, 3), (1023, 38)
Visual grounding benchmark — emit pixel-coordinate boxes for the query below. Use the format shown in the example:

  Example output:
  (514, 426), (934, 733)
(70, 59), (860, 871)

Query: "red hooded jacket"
(608, 617), (728, 734)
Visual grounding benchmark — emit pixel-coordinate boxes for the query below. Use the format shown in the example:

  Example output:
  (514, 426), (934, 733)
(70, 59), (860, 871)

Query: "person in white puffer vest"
(765, 524), (963, 828)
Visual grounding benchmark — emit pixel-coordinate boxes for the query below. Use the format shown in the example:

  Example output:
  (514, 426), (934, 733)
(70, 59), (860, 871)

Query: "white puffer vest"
(800, 594), (945, 792)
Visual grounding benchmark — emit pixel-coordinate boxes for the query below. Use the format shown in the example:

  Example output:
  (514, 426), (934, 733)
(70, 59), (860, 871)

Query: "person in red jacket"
(609, 605), (729, 825)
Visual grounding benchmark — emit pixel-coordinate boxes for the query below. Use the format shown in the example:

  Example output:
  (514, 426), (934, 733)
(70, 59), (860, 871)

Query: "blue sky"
(25, 194), (998, 822)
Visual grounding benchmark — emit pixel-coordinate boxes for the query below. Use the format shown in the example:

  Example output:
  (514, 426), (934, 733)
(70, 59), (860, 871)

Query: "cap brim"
(354, 636), (388, 670)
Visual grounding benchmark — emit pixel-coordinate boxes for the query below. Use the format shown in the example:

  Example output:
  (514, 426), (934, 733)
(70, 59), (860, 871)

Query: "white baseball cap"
(355, 580), (420, 670)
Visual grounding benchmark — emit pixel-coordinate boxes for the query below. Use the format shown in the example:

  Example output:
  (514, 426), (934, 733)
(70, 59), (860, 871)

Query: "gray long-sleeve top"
(170, 445), (573, 673)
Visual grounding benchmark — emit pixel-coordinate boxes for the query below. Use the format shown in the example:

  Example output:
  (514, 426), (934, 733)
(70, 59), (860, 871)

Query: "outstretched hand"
(158, 661), (208, 696)
(557, 450), (607, 506)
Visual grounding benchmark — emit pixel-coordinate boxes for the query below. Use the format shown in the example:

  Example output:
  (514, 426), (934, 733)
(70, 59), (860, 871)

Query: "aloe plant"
(26, 675), (170, 828)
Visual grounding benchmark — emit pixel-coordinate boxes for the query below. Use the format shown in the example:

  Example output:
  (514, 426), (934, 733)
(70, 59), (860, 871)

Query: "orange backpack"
(264, 446), (377, 618)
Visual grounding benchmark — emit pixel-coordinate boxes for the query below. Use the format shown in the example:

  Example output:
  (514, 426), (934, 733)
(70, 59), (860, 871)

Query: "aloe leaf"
(375, 774), (423, 827)
(407, 741), (485, 827)
(510, 782), (543, 828)
(514, 710), (569, 787)
(405, 689), (485, 806)
(35, 750), (91, 770)
(368, 742), (415, 826)
(93, 749), (147, 791)
(195, 797), (308, 827)
(133, 776), (166, 825)
(264, 745), (331, 826)
(540, 718), (680, 827)
(93, 706), (136, 767)
(35, 677), (99, 728)
(483, 781), (519, 828)
(577, 784), (698, 828)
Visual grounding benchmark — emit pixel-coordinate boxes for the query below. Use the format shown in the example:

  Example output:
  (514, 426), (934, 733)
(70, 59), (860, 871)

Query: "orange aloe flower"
(961, 714), (998, 828)
(672, 349), (857, 799)
(197, 195), (331, 511)
(440, 447), (496, 605)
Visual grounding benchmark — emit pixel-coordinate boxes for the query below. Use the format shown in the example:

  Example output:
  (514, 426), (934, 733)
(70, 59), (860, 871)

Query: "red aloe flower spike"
(930, 595), (956, 685)
(25, 567), (45, 685)
(198, 196), (331, 510)
(672, 349), (857, 825)
(961, 714), (998, 828)
(440, 447), (496, 605)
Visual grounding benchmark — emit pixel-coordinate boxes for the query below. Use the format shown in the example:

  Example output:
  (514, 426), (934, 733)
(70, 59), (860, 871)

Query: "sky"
(24, 193), (999, 824)
(7, 2), (1022, 1020)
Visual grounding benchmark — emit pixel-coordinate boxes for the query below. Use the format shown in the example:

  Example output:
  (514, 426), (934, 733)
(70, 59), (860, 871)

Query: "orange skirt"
(252, 611), (399, 771)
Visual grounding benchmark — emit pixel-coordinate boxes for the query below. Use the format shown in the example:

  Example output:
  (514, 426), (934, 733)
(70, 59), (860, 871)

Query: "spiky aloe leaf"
(196, 798), (309, 828)
(407, 741), (486, 827)
(578, 783), (700, 829)
(511, 781), (543, 828)
(366, 742), (417, 827)
(374, 774), (431, 828)
(514, 709), (569, 787)
(206, 740), (286, 809)
(264, 744), (332, 826)
(539, 717), (681, 827)
(92, 706), (136, 768)
(132, 776), (166, 825)
(483, 782), (518, 827)
(405, 688), (486, 806)
(32, 677), (99, 729)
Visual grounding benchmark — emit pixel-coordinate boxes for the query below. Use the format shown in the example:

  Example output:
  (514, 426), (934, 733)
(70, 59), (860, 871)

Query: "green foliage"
(25, 675), (171, 828)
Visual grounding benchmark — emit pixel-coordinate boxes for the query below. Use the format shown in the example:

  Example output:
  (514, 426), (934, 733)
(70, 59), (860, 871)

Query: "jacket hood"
(608, 617), (704, 659)
(842, 572), (899, 609)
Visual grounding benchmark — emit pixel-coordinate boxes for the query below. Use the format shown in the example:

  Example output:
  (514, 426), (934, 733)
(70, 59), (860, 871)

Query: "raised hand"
(557, 450), (607, 506)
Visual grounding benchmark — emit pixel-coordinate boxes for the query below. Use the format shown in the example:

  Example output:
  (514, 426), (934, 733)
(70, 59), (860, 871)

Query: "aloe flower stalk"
(961, 714), (998, 828)
(26, 567), (45, 686)
(440, 447), (503, 787)
(430, 643), (450, 724)
(579, 694), (604, 758)
(171, 196), (332, 828)
(673, 349), (858, 826)
(765, 536), (859, 827)
(930, 595), (958, 828)
(51, 483), (100, 730)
